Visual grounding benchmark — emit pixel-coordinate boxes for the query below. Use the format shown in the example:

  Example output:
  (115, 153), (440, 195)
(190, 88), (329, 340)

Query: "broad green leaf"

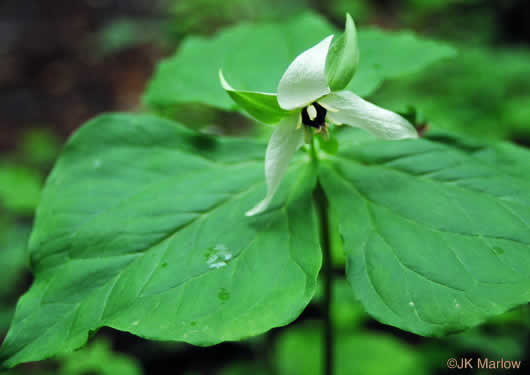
(0, 114), (321, 368)
(325, 13), (359, 91)
(145, 12), (333, 113)
(144, 12), (455, 114)
(347, 28), (456, 96)
(219, 70), (289, 124)
(275, 321), (427, 375)
(320, 128), (530, 337)
(472, 141), (530, 177)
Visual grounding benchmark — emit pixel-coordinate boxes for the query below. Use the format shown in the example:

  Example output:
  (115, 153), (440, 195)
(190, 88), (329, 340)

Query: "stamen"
(307, 105), (318, 121)
(301, 102), (327, 129)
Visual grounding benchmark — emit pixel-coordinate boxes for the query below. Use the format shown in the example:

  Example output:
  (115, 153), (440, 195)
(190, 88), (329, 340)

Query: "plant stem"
(310, 136), (334, 375)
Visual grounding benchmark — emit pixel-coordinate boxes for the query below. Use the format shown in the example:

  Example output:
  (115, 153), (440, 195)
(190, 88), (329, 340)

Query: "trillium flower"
(219, 14), (418, 216)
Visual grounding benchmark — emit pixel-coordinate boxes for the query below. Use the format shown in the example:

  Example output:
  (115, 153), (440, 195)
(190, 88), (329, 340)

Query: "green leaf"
(275, 321), (428, 375)
(144, 11), (455, 114)
(326, 13), (359, 91)
(348, 28), (457, 96)
(320, 129), (530, 337)
(145, 12), (333, 113)
(219, 70), (289, 124)
(0, 114), (321, 367)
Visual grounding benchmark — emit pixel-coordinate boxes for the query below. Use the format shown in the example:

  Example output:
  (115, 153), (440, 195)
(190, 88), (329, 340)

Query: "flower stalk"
(311, 138), (334, 375)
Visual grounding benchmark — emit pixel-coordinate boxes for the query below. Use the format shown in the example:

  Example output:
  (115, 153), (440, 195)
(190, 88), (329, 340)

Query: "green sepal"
(325, 13), (360, 91)
(219, 70), (289, 124)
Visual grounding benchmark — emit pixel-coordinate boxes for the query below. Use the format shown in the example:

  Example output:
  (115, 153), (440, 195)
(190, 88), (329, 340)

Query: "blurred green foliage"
(0, 166), (41, 216)
(57, 339), (142, 375)
(168, 0), (310, 37)
(0, 220), (30, 333)
(0, 339), (142, 375)
(18, 129), (61, 169)
(372, 45), (530, 141)
(0, 128), (59, 215)
(275, 322), (428, 375)
(0, 128), (61, 332)
(97, 19), (165, 56)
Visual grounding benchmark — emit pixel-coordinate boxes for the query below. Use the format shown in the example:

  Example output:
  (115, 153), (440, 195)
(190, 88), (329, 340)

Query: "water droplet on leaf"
(210, 261), (227, 269)
(205, 244), (233, 269)
(218, 288), (230, 303)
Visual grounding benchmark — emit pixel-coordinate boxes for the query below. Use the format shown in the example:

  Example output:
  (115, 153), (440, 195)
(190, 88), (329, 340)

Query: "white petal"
(277, 35), (333, 110)
(318, 91), (418, 139)
(246, 115), (304, 216)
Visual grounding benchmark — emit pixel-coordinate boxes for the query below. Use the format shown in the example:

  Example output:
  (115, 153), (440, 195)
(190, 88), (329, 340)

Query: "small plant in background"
(1, 10), (529, 375)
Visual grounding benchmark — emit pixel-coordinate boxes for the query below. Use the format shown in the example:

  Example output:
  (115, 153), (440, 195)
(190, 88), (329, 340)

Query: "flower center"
(301, 102), (327, 129)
